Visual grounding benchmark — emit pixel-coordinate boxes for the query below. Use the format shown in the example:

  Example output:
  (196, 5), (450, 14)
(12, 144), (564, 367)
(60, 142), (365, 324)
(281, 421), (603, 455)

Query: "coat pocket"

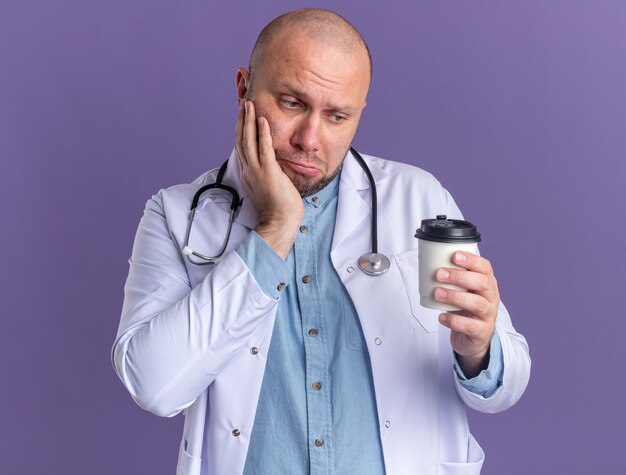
(437, 434), (485, 475)
(394, 248), (439, 333)
(177, 441), (202, 475)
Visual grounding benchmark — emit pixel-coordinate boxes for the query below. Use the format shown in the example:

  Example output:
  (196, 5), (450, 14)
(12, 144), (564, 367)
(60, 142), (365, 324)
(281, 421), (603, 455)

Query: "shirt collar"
(303, 172), (341, 208)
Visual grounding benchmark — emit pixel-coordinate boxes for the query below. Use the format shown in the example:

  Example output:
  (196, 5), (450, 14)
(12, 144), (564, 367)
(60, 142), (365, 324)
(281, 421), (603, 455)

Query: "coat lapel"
(331, 150), (388, 257)
(203, 149), (259, 230)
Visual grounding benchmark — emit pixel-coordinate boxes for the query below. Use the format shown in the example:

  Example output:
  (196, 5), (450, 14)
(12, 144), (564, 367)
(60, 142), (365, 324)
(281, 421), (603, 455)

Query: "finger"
(234, 102), (247, 166)
(452, 251), (494, 275)
(242, 101), (260, 167)
(257, 117), (276, 167)
(435, 267), (497, 299)
(438, 312), (486, 339)
(433, 287), (493, 320)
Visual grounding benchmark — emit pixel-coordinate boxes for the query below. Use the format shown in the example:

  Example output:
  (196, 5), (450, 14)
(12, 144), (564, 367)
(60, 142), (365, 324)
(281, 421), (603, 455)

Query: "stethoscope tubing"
(183, 147), (390, 275)
(349, 147), (378, 254)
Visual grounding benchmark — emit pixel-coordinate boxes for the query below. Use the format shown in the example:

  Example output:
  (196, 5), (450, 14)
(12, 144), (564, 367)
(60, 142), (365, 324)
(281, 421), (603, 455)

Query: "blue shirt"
(236, 175), (503, 474)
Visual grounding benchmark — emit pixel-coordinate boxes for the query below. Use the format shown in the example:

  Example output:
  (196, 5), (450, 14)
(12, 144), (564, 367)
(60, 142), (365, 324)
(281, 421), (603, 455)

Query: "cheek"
(333, 134), (354, 152)
(324, 120), (358, 150)
(261, 112), (289, 147)
(327, 133), (355, 160)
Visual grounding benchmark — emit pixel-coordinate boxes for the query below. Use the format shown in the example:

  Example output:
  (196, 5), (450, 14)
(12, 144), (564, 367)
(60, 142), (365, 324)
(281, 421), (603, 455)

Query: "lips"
(279, 159), (322, 176)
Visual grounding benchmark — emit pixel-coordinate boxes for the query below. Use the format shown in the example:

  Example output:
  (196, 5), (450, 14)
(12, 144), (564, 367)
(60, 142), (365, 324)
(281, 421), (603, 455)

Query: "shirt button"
(347, 266), (355, 273)
(374, 337), (382, 345)
(314, 437), (324, 447)
(302, 275), (312, 284)
(384, 420), (391, 428)
(232, 429), (241, 437)
(250, 347), (259, 355)
(312, 197), (319, 204)
(299, 225), (309, 234)
(277, 282), (286, 291)
(308, 328), (319, 337)
(311, 381), (322, 391)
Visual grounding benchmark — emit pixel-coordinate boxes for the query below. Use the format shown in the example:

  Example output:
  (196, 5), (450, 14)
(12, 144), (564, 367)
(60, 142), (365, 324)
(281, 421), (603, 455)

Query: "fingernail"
(455, 252), (466, 263)
(437, 269), (450, 281)
(244, 101), (249, 114)
(439, 313), (448, 323)
(434, 288), (447, 300)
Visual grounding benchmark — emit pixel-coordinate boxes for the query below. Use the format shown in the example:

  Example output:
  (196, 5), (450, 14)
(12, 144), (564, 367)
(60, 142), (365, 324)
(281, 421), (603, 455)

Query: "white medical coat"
(112, 150), (531, 475)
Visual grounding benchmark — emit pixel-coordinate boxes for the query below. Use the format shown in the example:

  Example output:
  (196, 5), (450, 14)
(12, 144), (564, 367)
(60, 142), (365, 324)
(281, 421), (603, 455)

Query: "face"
(237, 32), (370, 196)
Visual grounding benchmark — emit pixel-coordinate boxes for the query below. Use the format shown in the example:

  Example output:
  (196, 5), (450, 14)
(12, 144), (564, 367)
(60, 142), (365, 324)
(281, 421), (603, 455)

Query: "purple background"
(1, 1), (625, 473)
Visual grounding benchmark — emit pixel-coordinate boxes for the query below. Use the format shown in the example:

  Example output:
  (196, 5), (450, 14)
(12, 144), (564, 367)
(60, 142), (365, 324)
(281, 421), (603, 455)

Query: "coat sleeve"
(111, 192), (278, 417)
(442, 187), (531, 413)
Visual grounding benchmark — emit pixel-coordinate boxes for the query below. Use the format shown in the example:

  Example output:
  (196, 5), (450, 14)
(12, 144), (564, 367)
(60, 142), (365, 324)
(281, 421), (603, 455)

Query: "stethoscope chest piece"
(358, 252), (390, 276)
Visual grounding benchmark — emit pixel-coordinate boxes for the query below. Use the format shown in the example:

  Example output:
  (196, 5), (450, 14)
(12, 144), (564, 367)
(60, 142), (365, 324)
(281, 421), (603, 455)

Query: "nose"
(290, 114), (321, 153)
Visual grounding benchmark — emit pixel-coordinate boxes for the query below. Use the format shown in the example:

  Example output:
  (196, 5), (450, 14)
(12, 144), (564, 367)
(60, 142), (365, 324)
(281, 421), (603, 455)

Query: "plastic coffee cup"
(414, 215), (481, 311)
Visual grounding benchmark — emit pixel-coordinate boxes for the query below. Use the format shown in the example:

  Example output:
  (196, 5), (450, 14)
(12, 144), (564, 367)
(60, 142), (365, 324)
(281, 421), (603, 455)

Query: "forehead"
(257, 31), (370, 105)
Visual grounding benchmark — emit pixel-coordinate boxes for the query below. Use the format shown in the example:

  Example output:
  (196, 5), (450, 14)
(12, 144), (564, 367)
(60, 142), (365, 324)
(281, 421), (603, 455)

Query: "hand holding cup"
(415, 216), (500, 376)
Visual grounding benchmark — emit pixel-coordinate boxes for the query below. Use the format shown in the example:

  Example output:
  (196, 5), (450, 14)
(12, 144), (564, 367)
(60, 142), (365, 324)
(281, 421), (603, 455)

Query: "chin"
(282, 172), (321, 197)
(290, 168), (343, 198)
(275, 149), (346, 197)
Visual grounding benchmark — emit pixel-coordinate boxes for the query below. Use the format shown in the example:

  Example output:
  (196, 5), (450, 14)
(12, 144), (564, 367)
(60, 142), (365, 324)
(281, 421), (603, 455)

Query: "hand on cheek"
(234, 101), (304, 259)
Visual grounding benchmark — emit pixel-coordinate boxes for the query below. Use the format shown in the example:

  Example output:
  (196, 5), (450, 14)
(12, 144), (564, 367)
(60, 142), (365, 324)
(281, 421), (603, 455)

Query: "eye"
(280, 99), (301, 110)
(329, 113), (347, 123)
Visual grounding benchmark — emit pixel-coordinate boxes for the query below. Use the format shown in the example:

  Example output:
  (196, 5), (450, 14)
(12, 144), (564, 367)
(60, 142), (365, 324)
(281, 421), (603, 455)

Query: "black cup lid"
(414, 215), (481, 243)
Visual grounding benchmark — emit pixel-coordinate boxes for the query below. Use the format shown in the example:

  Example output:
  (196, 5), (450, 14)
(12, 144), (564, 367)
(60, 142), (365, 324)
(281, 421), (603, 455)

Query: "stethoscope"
(182, 147), (391, 276)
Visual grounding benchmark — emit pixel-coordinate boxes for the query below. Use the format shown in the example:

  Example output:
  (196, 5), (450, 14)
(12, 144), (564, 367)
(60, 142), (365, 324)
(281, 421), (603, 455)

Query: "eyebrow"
(275, 82), (359, 114)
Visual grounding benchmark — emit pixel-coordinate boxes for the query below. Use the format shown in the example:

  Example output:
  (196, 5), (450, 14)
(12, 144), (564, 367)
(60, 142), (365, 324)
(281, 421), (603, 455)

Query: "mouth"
(279, 159), (322, 177)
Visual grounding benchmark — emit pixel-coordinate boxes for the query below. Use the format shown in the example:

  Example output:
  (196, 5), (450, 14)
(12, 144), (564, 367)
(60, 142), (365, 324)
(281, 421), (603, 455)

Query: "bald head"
(249, 8), (372, 87)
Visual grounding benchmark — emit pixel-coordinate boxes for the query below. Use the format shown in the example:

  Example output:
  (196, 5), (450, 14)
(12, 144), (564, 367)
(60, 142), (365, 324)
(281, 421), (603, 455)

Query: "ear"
(236, 68), (251, 107)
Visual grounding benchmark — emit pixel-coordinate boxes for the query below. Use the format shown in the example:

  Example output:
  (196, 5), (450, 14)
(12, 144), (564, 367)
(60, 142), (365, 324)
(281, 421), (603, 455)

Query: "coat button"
(302, 275), (312, 284)
(300, 225), (309, 233)
(312, 197), (319, 203)
(311, 381), (322, 390)
(250, 347), (259, 355)
(232, 429), (241, 437)
(277, 282), (286, 291)
(314, 437), (324, 447)
(374, 337), (382, 345)
(308, 328), (318, 337)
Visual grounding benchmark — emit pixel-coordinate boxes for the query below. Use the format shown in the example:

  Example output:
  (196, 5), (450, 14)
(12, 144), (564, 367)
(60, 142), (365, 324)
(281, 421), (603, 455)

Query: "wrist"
(255, 220), (300, 260)
(455, 346), (490, 379)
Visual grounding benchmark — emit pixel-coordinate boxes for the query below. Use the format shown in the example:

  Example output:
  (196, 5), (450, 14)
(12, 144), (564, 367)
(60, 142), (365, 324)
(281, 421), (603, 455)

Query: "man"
(112, 8), (530, 475)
